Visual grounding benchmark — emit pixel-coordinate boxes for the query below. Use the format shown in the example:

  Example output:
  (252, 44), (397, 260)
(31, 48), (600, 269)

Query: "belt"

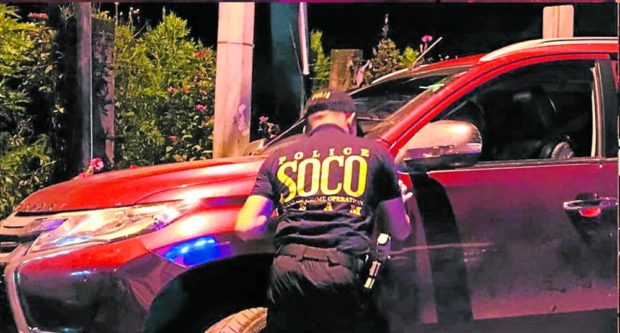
(277, 244), (364, 272)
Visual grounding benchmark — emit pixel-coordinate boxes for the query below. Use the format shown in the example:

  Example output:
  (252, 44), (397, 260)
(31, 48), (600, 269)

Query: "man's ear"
(346, 112), (357, 136)
(346, 112), (356, 126)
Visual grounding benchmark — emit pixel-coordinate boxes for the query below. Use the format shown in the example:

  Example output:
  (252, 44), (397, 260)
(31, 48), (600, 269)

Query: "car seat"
(492, 86), (574, 160)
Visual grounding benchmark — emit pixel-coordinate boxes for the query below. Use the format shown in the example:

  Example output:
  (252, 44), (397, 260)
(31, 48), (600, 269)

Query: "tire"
(205, 307), (267, 333)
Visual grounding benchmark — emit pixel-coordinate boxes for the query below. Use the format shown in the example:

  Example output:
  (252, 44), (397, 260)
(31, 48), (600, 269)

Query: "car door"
(397, 58), (617, 332)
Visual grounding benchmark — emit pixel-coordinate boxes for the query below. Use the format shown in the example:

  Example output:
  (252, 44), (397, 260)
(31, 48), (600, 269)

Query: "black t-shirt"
(251, 124), (402, 256)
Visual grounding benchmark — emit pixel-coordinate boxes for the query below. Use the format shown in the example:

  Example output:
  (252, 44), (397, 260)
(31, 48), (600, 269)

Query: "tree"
(364, 14), (402, 83)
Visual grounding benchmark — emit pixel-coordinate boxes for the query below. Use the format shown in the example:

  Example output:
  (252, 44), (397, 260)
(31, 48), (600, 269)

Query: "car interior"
(440, 61), (595, 162)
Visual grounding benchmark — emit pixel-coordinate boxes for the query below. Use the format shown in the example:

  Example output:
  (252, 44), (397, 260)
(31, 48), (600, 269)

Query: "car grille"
(0, 235), (20, 255)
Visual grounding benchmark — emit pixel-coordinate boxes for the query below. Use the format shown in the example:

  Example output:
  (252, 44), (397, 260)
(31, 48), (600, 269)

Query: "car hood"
(16, 156), (266, 214)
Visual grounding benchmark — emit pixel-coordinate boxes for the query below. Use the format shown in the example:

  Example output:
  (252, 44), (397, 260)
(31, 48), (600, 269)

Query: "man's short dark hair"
(303, 89), (356, 117)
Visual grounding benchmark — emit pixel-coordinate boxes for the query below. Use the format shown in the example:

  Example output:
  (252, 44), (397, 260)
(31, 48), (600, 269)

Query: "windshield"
(258, 66), (470, 156)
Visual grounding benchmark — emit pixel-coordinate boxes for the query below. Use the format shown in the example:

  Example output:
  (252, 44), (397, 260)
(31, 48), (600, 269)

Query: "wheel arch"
(143, 253), (273, 333)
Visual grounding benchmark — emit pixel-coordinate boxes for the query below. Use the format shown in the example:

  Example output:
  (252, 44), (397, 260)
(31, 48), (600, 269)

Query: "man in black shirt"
(236, 89), (411, 332)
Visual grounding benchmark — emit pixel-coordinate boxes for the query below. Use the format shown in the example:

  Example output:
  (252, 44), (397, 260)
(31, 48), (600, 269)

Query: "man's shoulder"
(349, 137), (391, 158)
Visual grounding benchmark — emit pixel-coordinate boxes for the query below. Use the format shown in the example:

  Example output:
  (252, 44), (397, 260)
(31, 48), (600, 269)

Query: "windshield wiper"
(357, 117), (382, 122)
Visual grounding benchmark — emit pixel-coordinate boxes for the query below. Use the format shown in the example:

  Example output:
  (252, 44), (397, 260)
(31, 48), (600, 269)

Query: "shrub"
(399, 46), (419, 69)
(310, 30), (331, 93)
(364, 38), (402, 84)
(0, 4), (63, 218)
(114, 12), (216, 168)
(0, 137), (53, 218)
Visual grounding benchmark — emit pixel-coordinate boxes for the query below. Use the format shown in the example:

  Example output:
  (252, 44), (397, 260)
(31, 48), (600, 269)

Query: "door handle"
(563, 197), (618, 218)
(564, 194), (617, 246)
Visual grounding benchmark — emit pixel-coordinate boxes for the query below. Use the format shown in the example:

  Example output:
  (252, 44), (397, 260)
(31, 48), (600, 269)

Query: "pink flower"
(28, 12), (48, 20)
(169, 135), (179, 144)
(195, 104), (206, 112)
(129, 164), (138, 169)
(194, 50), (206, 58)
(422, 35), (433, 43)
(167, 87), (177, 95)
(89, 158), (104, 172)
(259, 116), (269, 124)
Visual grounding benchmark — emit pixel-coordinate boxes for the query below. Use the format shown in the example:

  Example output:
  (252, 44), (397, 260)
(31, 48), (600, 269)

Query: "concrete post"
(543, 5), (574, 39)
(92, 18), (115, 166)
(213, 3), (255, 158)
(76, 3), (93, 167)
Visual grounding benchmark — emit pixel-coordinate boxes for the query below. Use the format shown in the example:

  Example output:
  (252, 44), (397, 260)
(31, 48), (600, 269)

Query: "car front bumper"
(3, 238), (186, 333)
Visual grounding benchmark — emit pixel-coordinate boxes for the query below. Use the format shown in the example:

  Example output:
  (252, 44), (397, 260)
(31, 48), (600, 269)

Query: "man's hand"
(399, 180), (414, 203)
(235, 195), (274, 241)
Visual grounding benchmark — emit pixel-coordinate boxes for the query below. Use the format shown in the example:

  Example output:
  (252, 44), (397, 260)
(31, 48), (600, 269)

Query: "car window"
(434, 60), (597, 162)
(258, 67), (469, 156)
(352, 74), (449, 133)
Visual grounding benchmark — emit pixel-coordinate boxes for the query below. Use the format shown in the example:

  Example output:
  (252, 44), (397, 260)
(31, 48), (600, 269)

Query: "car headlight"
(29, 201), (196, 253)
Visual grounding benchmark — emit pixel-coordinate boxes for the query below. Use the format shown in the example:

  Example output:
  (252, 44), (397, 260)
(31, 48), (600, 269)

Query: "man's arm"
(235, 195), (275, 241)
(377, 196), (411, 240)
(375, 150), (412, 241)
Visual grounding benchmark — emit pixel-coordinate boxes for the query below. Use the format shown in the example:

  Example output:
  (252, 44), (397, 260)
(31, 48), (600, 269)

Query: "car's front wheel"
(205, 307), (267, 333)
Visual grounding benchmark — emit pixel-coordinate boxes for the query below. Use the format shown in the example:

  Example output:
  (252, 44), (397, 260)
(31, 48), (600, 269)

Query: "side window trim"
(597, 59), (618, 157)
(592, 62), (605, 158)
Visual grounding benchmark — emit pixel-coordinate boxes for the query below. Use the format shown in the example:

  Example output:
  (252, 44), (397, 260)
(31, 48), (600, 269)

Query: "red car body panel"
(17, 157), (264, 213)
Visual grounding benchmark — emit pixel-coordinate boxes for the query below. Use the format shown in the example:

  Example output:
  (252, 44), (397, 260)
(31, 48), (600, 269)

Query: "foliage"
(0, 137), (53, 218)
(359, 15), (431, 85)
(0, 4), (69, 218)
(114, 12), (216, 168)
(309, 30), (331, 93)
(364, 38), (402, 84)
(399, 46), (419, 69)
(0, 5), (37, 147)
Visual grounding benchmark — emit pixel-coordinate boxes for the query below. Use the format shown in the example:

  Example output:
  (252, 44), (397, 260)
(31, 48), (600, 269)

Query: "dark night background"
(92, 3), (616, 55)
(15, 3), (619, 133)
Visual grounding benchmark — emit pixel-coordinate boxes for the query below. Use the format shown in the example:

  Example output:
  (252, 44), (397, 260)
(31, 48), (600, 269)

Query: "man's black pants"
(266, 245), (387, 333)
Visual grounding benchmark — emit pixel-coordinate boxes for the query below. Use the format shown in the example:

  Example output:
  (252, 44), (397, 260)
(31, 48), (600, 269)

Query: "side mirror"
(398, 120), (482, 173)
(242, 138), (267, 156)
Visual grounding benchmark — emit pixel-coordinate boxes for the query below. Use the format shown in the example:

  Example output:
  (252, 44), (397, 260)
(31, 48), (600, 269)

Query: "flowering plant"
(27, 12), (48, 20)
(257, 116), (281, 141)
(77, 157), (105, 178)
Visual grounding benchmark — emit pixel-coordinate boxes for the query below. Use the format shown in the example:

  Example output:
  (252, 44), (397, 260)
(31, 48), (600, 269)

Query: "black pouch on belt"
(362, 233), (392, 292)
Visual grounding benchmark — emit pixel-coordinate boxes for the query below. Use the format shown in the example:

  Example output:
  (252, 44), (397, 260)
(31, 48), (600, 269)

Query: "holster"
(362, 233), (392, 292)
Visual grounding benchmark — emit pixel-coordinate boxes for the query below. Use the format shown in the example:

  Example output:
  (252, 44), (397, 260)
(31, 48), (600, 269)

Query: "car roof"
(371, 37), (617, 84)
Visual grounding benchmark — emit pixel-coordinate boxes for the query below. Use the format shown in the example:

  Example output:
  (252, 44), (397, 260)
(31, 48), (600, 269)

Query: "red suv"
(0, 37), (617, 333)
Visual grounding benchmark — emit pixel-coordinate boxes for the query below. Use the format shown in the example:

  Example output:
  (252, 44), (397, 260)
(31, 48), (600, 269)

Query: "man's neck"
(309, 123), (348, 135)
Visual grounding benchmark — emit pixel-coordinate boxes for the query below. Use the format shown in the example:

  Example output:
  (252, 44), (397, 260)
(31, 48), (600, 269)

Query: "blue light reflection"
(162, 236), (229, 267)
